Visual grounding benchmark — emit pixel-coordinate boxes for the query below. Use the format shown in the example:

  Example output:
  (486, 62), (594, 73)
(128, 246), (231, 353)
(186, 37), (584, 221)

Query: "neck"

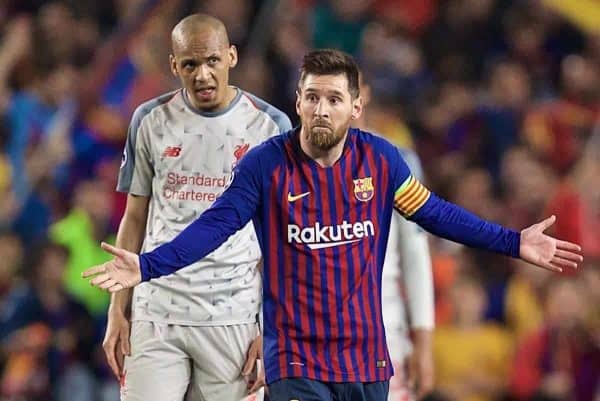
(299, 127), (347, 167)
(220, 86), (238, 110)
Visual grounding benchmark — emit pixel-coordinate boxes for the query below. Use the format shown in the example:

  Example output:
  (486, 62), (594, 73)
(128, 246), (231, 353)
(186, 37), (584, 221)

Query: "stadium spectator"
(433, 273), (513, 401)
(510, 279), (599, 401)
(0, 242), (96, 401)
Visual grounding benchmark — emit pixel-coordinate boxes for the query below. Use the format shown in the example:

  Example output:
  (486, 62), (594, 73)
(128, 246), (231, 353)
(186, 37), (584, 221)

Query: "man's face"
(170, 30), (237, 111)
(296, 73), (362, 150)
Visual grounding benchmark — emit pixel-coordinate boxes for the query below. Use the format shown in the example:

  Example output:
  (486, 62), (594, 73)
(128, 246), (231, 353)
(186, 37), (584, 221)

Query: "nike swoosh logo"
(287, 191), (310, 202)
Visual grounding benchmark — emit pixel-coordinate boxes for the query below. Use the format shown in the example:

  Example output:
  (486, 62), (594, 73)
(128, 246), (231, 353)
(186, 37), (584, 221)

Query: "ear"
(350, 96), (363, 120)
(169, 54), (178, 77)
(228, 45), (238, 68)
(295, 90), (301, 117)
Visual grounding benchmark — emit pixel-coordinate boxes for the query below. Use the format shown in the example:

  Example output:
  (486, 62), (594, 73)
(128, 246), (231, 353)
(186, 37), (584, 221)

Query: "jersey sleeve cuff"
(509, 229), (521, 259)
(139, 254), (152, 282)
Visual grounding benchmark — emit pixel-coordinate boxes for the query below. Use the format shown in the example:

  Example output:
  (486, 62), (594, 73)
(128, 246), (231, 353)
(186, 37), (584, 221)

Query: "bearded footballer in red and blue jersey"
(83, 49), (583, 401)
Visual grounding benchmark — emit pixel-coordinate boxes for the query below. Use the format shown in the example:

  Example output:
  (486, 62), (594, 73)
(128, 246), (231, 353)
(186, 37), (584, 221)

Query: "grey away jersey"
(117, 88), (292, 325)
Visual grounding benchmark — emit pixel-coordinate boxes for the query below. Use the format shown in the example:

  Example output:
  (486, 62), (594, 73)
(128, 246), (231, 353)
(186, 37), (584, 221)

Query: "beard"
(305, 119), (347, 150)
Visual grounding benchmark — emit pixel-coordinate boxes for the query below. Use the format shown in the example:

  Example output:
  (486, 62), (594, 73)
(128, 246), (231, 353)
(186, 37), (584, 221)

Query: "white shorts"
(121, 321), (262, 401)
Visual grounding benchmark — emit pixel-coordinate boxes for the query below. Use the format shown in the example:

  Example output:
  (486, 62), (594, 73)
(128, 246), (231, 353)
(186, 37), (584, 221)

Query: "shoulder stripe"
(242, 92), (292, 134)
(116, 90), (178, 193)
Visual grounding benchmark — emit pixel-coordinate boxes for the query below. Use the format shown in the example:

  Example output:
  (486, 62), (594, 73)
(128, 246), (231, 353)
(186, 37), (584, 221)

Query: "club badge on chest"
(353, 177), (374, 202)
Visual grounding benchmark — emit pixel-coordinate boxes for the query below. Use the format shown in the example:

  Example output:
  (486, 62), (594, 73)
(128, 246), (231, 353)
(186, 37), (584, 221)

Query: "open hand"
(82, 242), (142, 292)
(520, 215), (583, 273)
(102, 311), (131, 379)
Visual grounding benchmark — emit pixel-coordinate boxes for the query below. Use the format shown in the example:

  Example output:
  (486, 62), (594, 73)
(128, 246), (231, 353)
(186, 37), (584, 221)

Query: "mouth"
(312, 121), (331, 128)
(194, 87), (216, 99)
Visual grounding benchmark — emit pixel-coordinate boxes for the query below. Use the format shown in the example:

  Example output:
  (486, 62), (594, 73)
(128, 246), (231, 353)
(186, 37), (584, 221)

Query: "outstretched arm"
(395, 177), (582, 272)
(82, 190), (257, 291)
(83, 147), (264, 291)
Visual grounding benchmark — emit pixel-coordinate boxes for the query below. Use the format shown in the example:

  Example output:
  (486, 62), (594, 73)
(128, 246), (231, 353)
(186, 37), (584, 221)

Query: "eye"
(207, 57), (220, 65)
(330, 97), (341, 105)
(182, 61), (196, 71)
(306, 94), (318, 102)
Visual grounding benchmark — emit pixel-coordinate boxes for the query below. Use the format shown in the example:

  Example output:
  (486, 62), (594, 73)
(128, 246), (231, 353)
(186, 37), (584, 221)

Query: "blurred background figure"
(0, 242), (96, 401)
(432, 273), (513, 401)
(510, 278), (599, 401)
(544, 130), (600, 261)
(0, 0), (597, 399)
(50, 179), (115, 318)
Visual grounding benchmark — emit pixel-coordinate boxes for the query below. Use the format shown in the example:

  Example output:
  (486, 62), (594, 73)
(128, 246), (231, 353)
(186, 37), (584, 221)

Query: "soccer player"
(85, 49), (583, 401)
(103, 14), (291, 401)
(353, 78), (434, 400)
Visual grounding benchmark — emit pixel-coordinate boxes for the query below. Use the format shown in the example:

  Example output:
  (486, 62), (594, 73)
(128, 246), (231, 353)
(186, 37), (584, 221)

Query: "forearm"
(140, 200), (246, 281)
(410, 192), (520, 258)
(139, 147), (262, 281)
(109, 195), (148, 315)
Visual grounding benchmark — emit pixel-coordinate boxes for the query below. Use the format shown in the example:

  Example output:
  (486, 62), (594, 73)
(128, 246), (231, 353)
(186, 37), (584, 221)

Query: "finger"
(538, 215), (556, 231)
(242, 347), (258, 376)
(555, 249), (584, 263)
(109, 283), (125, 293)
(120, 326), (131, 356)
(99, 279), (118, 290)
(90, 273), (112, 287)
(248, 377), (265, 393)
(540, 262), (563, 273)
(556, 240), (582, 252)
(82, 264), (106, 278)
(115, 344), (125, 376)
(101, 242), (128, 258)
(551, 256), (578, 269)
(104, 343), (120, 378)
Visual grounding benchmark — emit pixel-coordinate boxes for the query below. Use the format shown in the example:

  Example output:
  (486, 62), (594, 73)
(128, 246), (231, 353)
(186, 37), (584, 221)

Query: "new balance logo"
(162, 146), (182, 157)
(287, 191), (310, 202)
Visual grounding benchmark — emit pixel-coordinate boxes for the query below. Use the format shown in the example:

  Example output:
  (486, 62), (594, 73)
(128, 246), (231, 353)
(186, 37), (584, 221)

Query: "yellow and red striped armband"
(394, 175), (431, 217)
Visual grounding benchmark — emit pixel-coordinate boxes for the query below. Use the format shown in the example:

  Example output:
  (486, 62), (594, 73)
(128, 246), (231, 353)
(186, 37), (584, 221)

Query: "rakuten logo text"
(287, 220), (375, 250)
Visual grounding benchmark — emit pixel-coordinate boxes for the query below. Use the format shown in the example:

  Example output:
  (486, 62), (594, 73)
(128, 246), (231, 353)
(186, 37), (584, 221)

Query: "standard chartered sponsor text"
(163, 172), (229, 201)
(288, 220), (375, 250)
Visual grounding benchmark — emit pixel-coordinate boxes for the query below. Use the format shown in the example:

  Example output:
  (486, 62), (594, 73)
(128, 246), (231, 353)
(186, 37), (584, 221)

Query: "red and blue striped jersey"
(140, 127), (521, 384)
(259, 128), (404, 383)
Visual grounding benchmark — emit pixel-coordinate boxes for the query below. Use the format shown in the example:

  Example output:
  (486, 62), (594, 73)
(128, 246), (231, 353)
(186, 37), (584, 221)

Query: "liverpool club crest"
(353, 177), (374, 202)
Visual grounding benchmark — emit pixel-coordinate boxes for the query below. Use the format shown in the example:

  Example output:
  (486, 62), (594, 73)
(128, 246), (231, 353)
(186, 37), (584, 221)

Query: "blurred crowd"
(0, 0), (597, 400)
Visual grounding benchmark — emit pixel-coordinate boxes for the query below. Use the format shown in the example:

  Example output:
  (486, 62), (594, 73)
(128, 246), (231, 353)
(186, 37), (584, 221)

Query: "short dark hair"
(299, 49), (360, 98)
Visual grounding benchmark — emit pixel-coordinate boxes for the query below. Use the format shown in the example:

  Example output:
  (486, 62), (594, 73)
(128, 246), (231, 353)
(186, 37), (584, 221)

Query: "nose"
(314, 99), (329, 119)
(195, 64), (211, 83)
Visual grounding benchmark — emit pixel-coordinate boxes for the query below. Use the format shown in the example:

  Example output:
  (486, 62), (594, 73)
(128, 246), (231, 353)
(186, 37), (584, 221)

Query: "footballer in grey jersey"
(118, 88), (291, 326)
